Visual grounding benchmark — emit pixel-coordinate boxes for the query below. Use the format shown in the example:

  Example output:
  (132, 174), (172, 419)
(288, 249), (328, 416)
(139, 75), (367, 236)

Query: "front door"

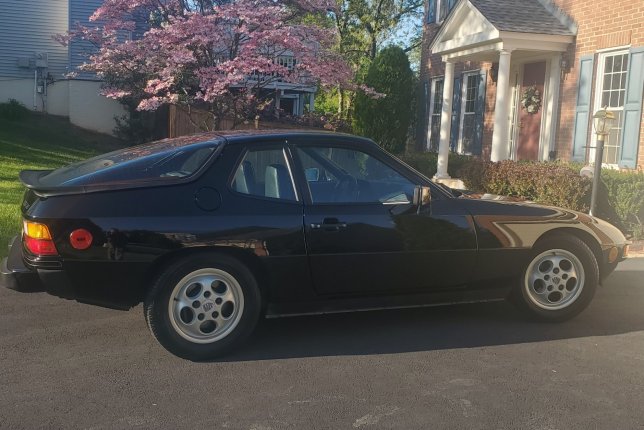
(291, 141), (477, 296)
(516, 61), (546, 161)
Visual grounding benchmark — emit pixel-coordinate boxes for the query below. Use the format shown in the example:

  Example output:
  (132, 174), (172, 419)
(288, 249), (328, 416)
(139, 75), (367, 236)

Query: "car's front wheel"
(144, 253), (261, 360)
(512, 235), (599, 321)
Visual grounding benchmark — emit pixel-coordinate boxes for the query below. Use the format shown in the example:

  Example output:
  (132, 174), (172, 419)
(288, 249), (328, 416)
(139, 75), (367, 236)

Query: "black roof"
(469, 0), (575, 36)
(155, 129), (370, 146)
(216, 129), (366, 144)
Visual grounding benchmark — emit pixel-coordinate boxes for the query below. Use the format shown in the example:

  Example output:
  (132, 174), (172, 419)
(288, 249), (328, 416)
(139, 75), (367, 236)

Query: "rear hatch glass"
(36, 135), (222, 188)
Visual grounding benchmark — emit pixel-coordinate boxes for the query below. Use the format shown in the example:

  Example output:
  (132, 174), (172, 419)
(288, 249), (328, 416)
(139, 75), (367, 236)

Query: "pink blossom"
(59, 0), (373, 116)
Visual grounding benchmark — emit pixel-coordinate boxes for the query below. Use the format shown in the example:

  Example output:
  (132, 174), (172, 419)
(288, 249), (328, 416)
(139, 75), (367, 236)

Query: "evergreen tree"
(354, 46), (413, 154)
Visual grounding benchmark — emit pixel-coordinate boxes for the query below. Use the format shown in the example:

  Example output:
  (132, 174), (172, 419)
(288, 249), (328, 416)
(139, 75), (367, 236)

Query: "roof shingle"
(469, 0), (575, 36)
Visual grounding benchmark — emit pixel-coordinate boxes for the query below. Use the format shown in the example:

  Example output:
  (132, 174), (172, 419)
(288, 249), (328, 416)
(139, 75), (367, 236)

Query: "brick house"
(418, 0), (644, 177)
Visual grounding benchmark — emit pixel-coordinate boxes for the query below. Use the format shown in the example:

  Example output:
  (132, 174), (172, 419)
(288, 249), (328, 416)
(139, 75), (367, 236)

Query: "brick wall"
(419, 0), (644, 170)
(553, 0), (644, 169)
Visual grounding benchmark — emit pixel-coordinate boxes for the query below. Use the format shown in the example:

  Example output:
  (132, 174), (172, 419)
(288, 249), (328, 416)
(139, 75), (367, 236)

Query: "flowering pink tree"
(58, 0), (365, 130)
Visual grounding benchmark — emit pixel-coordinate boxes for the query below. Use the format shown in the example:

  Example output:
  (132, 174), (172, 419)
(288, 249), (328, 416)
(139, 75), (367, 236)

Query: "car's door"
(290, 139), (477, 296)
(222, 142), (313, 302)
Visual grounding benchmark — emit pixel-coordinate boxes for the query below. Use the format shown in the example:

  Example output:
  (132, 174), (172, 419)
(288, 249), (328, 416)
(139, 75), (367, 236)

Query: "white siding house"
(0, 0), (125, 134)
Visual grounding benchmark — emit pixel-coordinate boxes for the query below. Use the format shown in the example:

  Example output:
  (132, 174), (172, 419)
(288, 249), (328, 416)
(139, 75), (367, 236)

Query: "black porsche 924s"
(1, 130), (629, 360)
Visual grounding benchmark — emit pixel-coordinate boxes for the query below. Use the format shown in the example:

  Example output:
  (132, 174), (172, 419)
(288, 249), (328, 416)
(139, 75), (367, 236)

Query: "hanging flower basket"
(521, 85), (541, 114)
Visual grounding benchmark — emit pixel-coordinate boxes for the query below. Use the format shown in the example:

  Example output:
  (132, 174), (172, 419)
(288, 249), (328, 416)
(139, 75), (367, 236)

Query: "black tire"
(511, 234), (599, 322)
(144, 253), (261, 360)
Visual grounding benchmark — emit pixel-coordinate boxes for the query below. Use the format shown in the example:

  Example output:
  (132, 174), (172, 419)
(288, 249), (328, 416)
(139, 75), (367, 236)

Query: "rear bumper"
(1, 236), (74, 298)
(1, 236), (43, 292)
(3, 235), (140, 309)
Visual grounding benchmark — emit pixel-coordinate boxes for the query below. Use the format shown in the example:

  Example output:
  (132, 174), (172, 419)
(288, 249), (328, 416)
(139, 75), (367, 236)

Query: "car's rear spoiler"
(19, 170), (90, 197)
(19, 167), (211, 198)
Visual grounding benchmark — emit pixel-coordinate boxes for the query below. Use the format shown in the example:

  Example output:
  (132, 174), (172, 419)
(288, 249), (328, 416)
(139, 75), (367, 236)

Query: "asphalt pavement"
(1, 258), (644, 429)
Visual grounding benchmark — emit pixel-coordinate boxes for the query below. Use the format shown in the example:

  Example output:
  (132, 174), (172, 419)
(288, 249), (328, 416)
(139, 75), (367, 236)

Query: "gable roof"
(469, 0), (575, 36)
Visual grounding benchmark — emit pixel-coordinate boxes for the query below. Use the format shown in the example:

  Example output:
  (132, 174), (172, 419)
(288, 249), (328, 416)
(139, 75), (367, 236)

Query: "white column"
(543, 54), (561, 161)
(491, 49), (512, 162)
(434, 61), (454, 179)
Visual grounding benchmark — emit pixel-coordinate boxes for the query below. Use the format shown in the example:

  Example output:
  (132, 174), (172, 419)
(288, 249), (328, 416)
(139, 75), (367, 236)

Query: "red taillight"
(23, 220), (58, 256)
(69, 229), (93, 250)
(23, 235), (59, 255)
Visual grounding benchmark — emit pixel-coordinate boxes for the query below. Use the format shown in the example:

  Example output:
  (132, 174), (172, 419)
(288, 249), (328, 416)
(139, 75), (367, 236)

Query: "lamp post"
(589, 107), (616, 216)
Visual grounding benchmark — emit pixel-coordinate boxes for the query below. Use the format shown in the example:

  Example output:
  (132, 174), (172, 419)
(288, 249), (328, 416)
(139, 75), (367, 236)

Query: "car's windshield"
(38, 136), (222, 187)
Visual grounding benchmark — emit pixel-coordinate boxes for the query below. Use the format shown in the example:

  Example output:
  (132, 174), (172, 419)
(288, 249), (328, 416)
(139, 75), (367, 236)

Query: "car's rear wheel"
(512, 235), (599, 321)
(144, 253), (261, 360)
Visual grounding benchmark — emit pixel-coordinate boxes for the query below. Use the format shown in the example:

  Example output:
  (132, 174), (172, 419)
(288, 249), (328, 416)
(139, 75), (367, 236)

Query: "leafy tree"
(320, 0), (422, 118)
(57, 0), (364, 130)
(353, 46), (413, 154)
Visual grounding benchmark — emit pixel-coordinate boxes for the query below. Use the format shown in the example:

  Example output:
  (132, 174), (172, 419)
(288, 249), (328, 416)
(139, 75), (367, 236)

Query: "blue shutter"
(471, 69), (487, 156)
(571, 55), (594, 162)
(427, 0), (436, 23)
(450, 75), (462, 152)
(618, 47), (644, 169)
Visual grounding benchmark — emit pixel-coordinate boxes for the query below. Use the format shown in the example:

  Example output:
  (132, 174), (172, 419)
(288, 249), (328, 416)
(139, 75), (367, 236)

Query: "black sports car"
(1, 131), (629, 360)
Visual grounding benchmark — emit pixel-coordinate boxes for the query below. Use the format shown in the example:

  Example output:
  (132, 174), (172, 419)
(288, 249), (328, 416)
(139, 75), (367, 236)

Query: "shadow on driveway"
(224, 263), (644, 362)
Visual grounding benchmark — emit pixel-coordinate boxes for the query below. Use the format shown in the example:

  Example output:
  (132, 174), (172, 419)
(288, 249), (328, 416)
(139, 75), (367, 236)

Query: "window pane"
(601, 91), (610, 107)
(610, 91), (620, 107)
(232, 148), (296, 201)
(39, 138), (220, 187)
(614, 55), (623, 72)
(605, 56), (613, 72)
(296, 147), (414, 204)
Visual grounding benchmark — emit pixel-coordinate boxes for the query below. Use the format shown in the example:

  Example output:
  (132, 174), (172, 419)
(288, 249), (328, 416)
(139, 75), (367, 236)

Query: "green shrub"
(354, 46), (414, 154)
(0, 99), (30, 120)
(601, 169), (644, 239)
(399, 151), (473, 179)
(458, 159), (644, 239)
(474, 160), (592, 211)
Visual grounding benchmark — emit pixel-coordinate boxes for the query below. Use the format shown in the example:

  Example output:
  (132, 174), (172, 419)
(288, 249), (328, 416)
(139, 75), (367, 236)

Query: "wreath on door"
(521, 85), (542, 114)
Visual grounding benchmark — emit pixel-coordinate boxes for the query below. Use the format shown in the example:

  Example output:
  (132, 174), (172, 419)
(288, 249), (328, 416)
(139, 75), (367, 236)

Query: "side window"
(231, 148), (297, 201)
(296, 146), (415, 204)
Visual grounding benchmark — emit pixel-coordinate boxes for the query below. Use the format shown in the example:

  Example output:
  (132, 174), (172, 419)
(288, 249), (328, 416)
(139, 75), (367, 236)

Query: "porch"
(428, 0), (576, 178)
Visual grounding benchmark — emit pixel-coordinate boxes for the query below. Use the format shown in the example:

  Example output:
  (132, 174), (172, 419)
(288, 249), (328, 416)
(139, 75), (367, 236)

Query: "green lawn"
(0, 114), (126, 258)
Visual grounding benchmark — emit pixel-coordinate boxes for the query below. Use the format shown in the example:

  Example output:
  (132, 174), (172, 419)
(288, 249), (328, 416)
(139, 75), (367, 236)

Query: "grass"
(0, 113), (126, 258)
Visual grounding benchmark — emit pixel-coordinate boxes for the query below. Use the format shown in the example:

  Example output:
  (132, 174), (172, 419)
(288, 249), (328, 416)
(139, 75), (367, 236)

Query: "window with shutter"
(571, 55), (594, 162)
(458, 71), (485, 155)
(435, 0), (458, 23)
(618, 47), (644, 169)
(428, 78), (444, 152)
(591, 50), (629, 166)
(427, 0), (436, 23)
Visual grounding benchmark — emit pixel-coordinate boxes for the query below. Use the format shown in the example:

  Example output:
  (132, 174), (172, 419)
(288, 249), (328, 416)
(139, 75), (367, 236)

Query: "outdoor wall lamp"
(589, 107), (616, 216)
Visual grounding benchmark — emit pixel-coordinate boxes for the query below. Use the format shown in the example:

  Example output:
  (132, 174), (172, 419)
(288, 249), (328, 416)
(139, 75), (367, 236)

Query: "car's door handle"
(310, 218), (347, 231)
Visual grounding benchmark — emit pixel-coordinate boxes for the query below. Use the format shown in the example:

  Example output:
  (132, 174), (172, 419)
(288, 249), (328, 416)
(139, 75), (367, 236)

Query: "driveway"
(1, 258), (644, 429)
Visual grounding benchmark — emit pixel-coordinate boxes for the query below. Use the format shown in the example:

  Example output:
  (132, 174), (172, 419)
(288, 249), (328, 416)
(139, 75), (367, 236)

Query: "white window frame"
(457, 71), (479, 155)
(590, 48), (630, 168)
(427, 77), (444, 151)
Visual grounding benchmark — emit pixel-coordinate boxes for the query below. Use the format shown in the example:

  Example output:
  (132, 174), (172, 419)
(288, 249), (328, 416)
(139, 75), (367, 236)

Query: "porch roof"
(470, 0), (575, 36)
(430, 0), (577, 61)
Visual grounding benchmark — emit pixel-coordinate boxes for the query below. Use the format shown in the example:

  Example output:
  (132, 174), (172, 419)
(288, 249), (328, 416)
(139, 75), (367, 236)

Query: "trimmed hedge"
(601, 169), (644, 239)
(458, 159), (644, 239)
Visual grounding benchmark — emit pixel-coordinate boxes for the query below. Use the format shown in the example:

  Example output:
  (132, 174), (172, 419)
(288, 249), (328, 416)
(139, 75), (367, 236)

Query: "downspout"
(33, 69), (38, 111)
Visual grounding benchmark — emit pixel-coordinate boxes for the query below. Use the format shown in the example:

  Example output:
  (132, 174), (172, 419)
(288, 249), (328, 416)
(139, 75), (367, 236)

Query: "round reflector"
(70, 229), (93, 250)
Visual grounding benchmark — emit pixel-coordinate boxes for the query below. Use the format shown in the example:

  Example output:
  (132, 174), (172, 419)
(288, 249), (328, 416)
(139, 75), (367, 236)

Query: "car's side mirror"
(413, 185), (431, 209)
